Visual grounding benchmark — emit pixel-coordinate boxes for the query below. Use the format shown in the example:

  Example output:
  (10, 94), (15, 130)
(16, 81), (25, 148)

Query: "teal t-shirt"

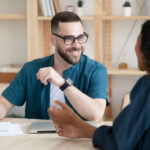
(2, 54), (109, 119)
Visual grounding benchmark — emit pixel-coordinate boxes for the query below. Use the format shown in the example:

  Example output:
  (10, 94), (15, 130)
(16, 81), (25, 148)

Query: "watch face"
(66, 78), (73, 85)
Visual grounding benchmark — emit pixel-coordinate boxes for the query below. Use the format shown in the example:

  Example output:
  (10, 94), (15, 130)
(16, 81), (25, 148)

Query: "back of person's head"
(141, 20), (150, 73)
(51, 11), (82, 33)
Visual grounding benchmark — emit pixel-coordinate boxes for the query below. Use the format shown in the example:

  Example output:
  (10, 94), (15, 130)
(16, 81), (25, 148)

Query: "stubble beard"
(56, 45), (84, 65)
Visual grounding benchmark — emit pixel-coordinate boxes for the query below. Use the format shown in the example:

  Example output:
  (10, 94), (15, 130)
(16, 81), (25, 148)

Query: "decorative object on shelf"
(117, 48), (128, 69)
(76, 0), (84, 16)
(66, 5), (75, 12)
(123, 1), (132, 16)
(118, 62), (128, 69)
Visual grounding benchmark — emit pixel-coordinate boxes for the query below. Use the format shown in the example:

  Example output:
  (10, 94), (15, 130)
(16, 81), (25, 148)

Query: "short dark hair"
(141, 20), (150, 73)
(51, 11), (83, 33)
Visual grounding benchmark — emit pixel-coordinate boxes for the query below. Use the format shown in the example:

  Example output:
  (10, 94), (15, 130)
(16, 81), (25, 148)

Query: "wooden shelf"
(81, 16), (94, 20)
(0, 73), (17, 83)
(0, 65), (22, 83)
(108, 68), (146, 75)
(38, 16), (94, 21)
(102, 15), (150, 20)
(0, 65), (22, 73)
(38, 16), (53, 20)
(0, 14), (26, 20)
(38, 15), (150, 21)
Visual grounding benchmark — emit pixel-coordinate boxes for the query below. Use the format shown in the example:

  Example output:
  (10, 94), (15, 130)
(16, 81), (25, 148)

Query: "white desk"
(0, 118), (112, 150)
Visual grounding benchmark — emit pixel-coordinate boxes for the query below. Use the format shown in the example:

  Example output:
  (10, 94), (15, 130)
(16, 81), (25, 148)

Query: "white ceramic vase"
(76, 7), (84, 16)
(123, 7), (132, 16)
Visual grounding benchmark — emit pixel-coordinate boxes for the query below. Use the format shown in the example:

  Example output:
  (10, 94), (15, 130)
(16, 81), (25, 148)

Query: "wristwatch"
(59, 78), (73, 91)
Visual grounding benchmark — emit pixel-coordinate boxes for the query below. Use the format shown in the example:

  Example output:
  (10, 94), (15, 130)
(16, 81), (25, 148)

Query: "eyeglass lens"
(64, 33), (88, 45)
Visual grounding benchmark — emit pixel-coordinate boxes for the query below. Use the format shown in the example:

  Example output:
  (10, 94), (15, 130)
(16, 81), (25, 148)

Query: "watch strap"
(59, 78), (73, 91)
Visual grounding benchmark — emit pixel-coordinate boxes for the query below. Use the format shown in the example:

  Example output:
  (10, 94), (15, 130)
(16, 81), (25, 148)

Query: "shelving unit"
(1, 0), (149, 119)
(95, 0), (149, 119)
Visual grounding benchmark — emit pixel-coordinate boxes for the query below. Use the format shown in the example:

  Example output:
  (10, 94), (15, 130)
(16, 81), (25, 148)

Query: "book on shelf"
(39, 0), (48, 16)
(45, 0), (52, 16)
(50, 0), (55, 16)
(39, 0), (56, 16)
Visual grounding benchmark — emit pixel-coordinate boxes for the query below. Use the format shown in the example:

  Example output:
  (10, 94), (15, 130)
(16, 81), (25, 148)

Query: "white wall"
(0, 0), (27, 66)
(0, 0), (149, 118)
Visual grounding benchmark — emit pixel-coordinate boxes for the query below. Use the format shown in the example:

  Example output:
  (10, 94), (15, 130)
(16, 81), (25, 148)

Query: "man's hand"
(36, 67), (65, 86)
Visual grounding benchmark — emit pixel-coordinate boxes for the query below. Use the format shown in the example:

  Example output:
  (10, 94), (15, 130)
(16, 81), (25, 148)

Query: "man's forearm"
(0, 96), (14, 120)
(0, 103), (7, 120)
(64, 86), (106, 121)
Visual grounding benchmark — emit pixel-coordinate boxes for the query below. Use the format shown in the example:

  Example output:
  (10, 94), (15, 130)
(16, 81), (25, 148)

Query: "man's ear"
(50, 34), (56, 46)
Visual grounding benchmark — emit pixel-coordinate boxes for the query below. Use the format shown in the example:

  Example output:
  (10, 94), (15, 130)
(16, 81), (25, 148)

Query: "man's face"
(54, 22), (86, 65)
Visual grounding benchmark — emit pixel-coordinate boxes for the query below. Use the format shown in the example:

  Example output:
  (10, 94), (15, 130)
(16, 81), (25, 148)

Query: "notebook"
(28, 121), (56, 133)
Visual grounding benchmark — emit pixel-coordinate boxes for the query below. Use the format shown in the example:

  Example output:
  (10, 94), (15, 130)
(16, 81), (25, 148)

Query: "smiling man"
(0, 11), (109, 121)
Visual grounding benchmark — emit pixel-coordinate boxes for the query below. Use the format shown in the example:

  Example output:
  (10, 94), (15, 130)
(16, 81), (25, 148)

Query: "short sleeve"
(2, 64), (27, 106)
(87, 64), (109, 105)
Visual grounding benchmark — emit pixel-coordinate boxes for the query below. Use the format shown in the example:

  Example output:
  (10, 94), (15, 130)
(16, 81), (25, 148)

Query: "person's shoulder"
(27, 55), (52, 66)
(135, 75), (150, 86)
(130, 75), (150, 98)
(23, 55), (53, 69)
(81, 55), (106, 70)
(19, 55), (53, 74)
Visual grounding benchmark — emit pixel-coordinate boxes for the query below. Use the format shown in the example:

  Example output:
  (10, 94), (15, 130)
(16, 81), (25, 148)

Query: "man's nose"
(72, 38), (80, 47)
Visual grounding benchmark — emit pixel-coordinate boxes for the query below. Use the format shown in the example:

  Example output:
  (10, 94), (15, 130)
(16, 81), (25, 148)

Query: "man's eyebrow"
(63, 33), (84, 37)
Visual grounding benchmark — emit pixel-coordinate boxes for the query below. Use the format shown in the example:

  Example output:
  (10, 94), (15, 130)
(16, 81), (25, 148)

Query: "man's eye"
(65, 36), (74, 41)
(78, 35), (85, 39)
(78, 35), (86, 41)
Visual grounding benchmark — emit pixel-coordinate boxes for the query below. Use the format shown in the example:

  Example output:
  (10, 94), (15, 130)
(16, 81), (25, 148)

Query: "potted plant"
(77, 0), (84, 7)
(123, 1), (132, 16)
(76, 0), (84, 16)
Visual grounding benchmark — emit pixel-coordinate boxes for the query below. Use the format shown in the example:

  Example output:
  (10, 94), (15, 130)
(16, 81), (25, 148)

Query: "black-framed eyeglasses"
(52, 32), (88, 45)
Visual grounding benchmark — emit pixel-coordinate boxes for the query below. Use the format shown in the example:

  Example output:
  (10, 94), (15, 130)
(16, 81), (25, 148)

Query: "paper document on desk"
(0, 122), (24, 136)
